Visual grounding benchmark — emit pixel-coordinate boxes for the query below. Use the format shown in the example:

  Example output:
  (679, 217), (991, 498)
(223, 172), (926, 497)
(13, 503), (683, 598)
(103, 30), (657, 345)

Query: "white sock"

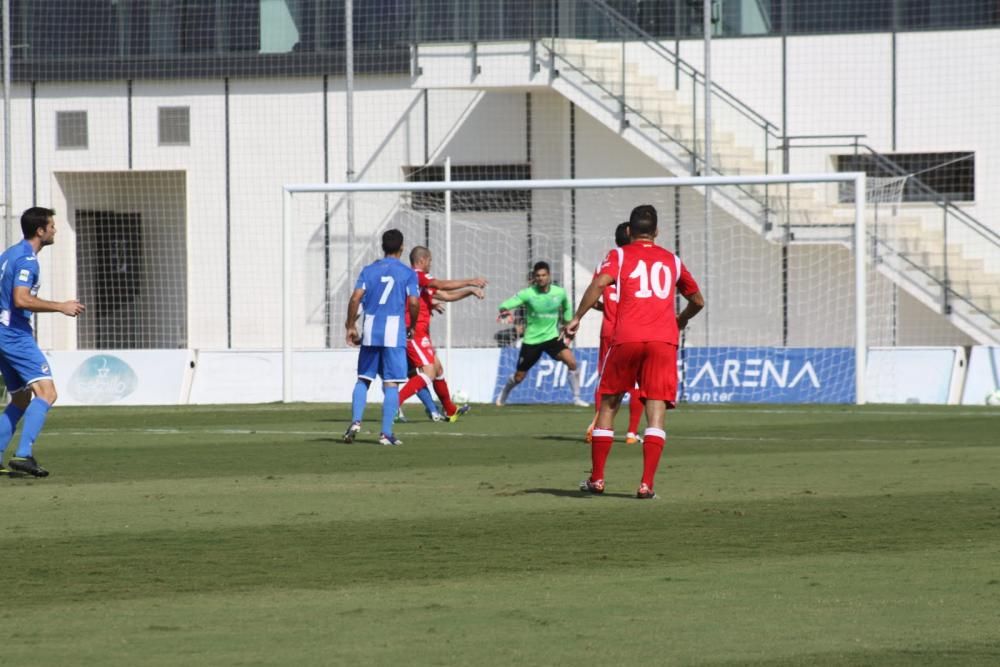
(568, 369), (581, 399)
(499, 374), (517, 403)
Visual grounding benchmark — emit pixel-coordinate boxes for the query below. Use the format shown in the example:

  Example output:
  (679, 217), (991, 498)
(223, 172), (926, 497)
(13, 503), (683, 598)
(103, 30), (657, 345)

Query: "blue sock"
(351, 380), (369, 423)
(382, 385), (400, 436)
(416, 386), (438, 415)
(16, 398), (51, 458)
(0, 403), (25, 456)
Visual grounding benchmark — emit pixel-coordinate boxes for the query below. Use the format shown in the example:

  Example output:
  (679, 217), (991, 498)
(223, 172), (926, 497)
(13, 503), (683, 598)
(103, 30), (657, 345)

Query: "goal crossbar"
(281, 172), (868, 404)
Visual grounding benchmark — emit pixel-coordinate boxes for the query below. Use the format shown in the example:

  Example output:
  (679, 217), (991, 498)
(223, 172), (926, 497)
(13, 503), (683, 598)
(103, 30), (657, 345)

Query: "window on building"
(836, 152), (975, 203)
(16, 0), (118, 59)
(404, 164), (532, 212)
(158, 106), (191, 146)
(56, 111), (88, 149)
(898, 0), (1000, 30)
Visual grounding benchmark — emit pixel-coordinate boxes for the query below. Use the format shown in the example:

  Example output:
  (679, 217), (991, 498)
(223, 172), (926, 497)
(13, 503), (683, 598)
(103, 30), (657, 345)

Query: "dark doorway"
(76, 210), (144, 349)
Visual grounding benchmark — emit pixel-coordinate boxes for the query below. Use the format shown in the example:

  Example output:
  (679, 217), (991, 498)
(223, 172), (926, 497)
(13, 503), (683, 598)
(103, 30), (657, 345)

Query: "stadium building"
(1, 1), (997, 404)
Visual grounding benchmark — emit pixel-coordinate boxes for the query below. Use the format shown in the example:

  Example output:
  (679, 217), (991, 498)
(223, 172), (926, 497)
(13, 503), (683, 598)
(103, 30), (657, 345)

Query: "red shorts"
(406, 331), (437, 368)
(599, 335), (612, 368)
(598, 341), (677, 405)
(599, 335), (640, 394)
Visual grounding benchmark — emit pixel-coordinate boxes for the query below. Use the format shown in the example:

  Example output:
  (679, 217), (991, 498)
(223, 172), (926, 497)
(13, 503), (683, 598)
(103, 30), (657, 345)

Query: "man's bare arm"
(344, 288), (364, 345)
(427, 276), (487, 291)
(407, 296), (420, 336)
(564, 274), (614, 338)
(432, 287), (485, 303)
(677, 291), (705, 330)
(13, 286), (84, 317)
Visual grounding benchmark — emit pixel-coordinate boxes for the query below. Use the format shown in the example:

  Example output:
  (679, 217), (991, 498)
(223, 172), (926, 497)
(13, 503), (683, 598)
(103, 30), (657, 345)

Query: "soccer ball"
(452, 389), (469, 405)
(985, 389), (1000, 406)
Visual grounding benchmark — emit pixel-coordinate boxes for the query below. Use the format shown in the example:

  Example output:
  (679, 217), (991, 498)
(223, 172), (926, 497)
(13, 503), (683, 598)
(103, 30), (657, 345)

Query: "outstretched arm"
(13, 287), (84, 317)
(427, 276), (487, 291)
(433, 286), (485, 303)
(497, 290), (526, 323)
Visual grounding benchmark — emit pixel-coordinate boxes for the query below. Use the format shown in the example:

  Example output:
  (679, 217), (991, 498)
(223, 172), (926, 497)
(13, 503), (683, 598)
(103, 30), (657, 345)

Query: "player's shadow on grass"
(521, 487), (635, 499)
(308, 437), (362, 446)
(538, 435), (589, 444)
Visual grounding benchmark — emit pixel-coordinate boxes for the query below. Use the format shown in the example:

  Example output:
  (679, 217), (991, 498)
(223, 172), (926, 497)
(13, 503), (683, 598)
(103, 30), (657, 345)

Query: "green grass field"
(1, 402), (999, 666)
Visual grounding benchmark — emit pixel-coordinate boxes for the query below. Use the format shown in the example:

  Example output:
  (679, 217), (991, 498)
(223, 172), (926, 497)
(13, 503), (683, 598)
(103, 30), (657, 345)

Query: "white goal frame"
(282, 173), (868, 405)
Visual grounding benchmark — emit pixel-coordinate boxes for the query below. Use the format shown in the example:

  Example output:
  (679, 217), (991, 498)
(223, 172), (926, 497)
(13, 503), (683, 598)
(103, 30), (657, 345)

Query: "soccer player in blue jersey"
(0, 207), (85, 477)
(343, 229), (420, 446)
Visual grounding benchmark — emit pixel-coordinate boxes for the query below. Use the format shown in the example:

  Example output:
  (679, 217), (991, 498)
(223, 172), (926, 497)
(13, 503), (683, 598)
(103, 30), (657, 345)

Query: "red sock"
(627, 392), (643, 434)
(433, 377), (458, 416)
(591, 429), (614, 482)
(398, 374), (429, 404)
(641, 428), (665, 489)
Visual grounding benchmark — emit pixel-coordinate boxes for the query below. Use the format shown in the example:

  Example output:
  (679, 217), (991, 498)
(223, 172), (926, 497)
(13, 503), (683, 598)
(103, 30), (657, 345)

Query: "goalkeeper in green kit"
(495, 261), (588, 407)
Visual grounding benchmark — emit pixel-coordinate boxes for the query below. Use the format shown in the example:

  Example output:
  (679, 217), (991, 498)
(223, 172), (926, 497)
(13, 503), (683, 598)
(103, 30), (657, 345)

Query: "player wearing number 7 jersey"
(565, 204), (704, 499)
(343, 229), (420, 446)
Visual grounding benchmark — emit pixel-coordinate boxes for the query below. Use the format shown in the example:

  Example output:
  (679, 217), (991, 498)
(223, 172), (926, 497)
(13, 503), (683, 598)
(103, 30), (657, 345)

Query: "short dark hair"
(532, 261), (550, 274)
(615, 221), (631, 247)
(21, 207), (55, 239)
(382, 229), (404, 255)
(409, 245), (430, 265)
(628, 204), (657, 237)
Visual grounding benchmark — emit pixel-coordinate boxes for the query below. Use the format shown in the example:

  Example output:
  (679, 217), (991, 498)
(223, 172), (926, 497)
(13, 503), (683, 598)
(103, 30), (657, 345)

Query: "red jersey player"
(396, 246), (486, 421)
(565, 204), (704, 499)
(584, 221), (644, 445)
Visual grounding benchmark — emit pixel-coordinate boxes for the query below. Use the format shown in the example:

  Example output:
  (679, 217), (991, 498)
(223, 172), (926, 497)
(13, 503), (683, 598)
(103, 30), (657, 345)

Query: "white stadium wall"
(36, 345), (981, 407)
(676, 30), (998, 236)
(0, 29), (995, 358)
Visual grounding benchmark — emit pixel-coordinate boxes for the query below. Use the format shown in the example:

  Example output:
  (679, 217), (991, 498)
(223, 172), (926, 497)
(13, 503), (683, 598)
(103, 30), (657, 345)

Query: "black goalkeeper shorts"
(516, 337), (568, 373)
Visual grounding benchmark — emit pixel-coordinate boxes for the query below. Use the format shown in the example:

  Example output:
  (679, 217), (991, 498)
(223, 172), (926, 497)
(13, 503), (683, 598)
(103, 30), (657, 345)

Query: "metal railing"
(530, 0), (785, 230)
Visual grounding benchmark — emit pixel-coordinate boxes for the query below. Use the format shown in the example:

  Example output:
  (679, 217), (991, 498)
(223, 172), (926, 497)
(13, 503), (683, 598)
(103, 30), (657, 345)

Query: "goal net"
(281, 172), (890, 406)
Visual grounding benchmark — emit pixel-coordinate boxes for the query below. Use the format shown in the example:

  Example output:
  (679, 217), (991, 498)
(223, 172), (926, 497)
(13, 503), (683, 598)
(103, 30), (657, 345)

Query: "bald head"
(410, 245), (432, 268)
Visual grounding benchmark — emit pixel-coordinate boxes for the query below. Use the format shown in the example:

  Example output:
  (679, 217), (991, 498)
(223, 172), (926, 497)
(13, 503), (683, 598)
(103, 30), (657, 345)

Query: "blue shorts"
(0, 331), (53, 393)
(357, 346), (408, 383)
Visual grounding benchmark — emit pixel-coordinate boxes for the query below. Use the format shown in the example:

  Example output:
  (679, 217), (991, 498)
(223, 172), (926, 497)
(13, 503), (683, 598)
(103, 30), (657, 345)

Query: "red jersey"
(594, 263), (619, 340)
(597, 241), (699, 346)
(406, 269), (438, 333)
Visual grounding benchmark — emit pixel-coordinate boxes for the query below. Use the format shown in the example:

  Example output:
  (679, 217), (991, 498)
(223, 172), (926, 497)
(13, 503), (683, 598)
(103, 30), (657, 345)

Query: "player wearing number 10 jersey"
(565, 204), (704, 499)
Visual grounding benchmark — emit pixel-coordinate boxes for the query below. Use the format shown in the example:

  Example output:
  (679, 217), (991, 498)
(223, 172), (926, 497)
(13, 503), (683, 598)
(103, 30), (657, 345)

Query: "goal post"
(281, 172), (867, 405)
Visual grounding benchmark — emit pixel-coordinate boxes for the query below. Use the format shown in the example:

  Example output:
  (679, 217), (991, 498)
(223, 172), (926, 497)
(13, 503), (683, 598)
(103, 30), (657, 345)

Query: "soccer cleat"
(343, 421), (362, 443)
(579, 477), (605, 494)
(447, 404), (472, 423)
(572, 397), (589, 408)
(378, 432), (403, 446)
(8, 456), (49, 478)
(394, 409), (408, 424)
(428, 411), (446, 422)
(625, 432), (643, 445)
(636, 483), (657, 500)
(494, 395), (505, 407)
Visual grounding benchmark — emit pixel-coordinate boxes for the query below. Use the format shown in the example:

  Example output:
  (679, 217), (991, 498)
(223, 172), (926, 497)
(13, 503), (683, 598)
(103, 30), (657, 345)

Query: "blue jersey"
(0, 240), (40, 334)
(354, 257), (418, 348)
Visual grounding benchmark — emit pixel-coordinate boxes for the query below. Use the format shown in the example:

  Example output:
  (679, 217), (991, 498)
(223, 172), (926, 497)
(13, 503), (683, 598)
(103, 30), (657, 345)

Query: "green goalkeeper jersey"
(498, 284), (573, 345)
